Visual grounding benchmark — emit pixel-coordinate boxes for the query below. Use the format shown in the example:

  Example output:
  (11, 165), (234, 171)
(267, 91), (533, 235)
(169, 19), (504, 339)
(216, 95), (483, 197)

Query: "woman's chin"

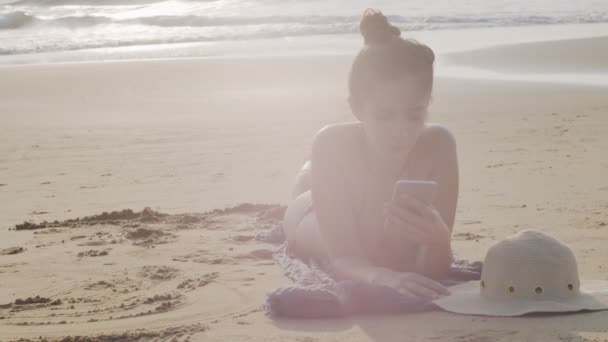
(388, 145), (409, 154)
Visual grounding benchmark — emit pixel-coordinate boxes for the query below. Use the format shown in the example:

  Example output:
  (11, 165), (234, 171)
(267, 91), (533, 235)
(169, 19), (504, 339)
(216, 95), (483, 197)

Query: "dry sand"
(1, 35), (608, 341)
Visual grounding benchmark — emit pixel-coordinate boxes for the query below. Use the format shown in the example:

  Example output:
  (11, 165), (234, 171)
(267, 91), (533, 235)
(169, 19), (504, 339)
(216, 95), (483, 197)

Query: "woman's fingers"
(386, 221), (428, 245)
(408, 272), (450, 296)
(385, 215), (429, 243)
(388, 201), (411, 221)
(386, 205), (433, 238)
(396, 273), (447, 298)
(390, 205), (430, 231)
(389, 201), (431, 227)
(394, 286), (416, 298)
(399, 194), (432, 218)
(401, 281), (440, 299)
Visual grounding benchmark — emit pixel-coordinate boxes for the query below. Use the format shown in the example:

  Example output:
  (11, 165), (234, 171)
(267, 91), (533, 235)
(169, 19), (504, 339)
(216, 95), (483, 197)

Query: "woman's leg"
(283, 189), (313, 242)
(284, 159), (313, 241)
(291, 160), (312, 200)
(283, 160), (328, 259)
(283, 190), (327, 259)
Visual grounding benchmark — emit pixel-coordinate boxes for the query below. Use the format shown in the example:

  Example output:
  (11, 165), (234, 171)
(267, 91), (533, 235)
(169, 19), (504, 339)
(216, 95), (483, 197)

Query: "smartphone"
(391, 180), (438, 206)
(387, 179), (438, 270)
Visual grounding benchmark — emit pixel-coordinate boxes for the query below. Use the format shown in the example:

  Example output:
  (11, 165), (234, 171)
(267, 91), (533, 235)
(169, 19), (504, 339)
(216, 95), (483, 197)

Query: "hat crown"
(480, 230), (580, 299)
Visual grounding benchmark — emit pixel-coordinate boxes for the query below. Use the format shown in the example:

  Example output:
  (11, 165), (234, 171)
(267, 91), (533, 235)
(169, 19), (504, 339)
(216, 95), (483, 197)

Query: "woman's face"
(354, 76), (431, 157)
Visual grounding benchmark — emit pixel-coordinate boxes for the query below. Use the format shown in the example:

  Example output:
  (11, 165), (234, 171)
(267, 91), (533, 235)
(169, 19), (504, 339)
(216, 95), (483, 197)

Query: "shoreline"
(2, 25), (608, 88)
(1, 22), (608, 66)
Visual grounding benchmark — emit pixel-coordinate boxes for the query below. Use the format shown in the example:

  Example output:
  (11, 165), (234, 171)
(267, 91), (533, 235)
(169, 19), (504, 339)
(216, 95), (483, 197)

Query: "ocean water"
(1, 0), (607, 56)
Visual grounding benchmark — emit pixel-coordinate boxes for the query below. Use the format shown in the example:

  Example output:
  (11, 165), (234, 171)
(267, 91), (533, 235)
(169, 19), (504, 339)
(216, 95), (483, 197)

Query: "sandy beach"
(444, 36), (608, 73)
(1, 32), (608, 341)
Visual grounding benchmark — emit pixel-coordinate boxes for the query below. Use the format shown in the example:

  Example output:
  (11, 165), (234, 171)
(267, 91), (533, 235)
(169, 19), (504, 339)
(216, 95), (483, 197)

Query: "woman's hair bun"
(359, 8), (401, 45)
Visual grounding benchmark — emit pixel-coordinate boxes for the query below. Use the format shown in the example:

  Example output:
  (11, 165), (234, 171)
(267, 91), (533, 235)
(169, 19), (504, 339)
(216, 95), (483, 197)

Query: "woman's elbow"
(420, 244), (453, 280)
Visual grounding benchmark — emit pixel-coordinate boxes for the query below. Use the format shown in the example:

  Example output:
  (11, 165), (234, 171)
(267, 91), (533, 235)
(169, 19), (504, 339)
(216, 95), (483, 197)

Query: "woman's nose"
(394, 116), (410, 138)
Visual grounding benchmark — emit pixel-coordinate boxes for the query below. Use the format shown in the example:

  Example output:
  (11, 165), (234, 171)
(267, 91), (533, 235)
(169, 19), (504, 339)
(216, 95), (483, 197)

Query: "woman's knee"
(283, 190), (313, 241)
(291, 160), (312, 200)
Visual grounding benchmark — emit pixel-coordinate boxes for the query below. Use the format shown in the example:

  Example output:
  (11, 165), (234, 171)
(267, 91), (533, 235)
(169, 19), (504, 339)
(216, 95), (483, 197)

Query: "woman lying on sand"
(283, 9), (457, 300)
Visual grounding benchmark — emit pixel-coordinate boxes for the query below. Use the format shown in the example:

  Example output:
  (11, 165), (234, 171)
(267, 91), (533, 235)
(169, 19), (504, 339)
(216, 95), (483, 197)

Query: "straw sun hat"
(434, 230), (608, 316)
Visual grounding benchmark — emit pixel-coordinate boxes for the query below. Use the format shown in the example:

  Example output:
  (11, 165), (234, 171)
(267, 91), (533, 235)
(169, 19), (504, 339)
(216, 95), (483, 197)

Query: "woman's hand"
(383, 194), (450, 246)
(374, 269), (450, 299)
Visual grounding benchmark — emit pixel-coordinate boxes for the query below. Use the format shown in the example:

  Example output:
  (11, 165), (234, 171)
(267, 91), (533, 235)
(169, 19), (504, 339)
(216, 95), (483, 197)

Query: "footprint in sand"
(124, 227), (176, 247)
(12, 296), (62, 307)
(77, 249), (110, 258)
(57, 324), (208, 341)
(486, 162), (519, 169)
(294, 337), (320, 342)
(489, 148), (527, 153)
(458, 220), (482, 225)
(180, 215), (204, 224)
(438, 330), (518, 342)
(0, 247), (26, 256)
(177, 272), (219, 291)
(84, 280), (115, 291)
(79, 185), (99, 189)
(231, 235), (255, 242)
(77, 240), (107, 247)
(137, 294), (184, 315)
(173, 248), (273, 265)
(0, 262), (27, 269)
(453, 232), (485, 241)
(138, 265), (180, 281)
(492, 204), (527, 209)
(236, 249), (274, 261)
(173, 249), (232, 265)
(143, 293), (180, 305)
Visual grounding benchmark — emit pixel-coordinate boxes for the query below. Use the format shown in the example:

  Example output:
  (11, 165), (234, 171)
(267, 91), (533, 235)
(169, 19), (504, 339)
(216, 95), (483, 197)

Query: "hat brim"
(433, 280), (608, 317)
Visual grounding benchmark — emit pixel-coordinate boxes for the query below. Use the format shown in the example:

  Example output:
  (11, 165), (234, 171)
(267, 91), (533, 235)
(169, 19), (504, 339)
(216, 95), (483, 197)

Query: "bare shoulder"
(312, 122), (362, 152)
(418, 123), (457, 151)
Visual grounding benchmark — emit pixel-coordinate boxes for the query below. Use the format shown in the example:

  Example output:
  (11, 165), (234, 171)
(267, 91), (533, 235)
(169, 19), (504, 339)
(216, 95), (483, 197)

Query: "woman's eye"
(377, 112), (394, 121)
(407, 115), (424, 122)
(406, 109), (427, 122)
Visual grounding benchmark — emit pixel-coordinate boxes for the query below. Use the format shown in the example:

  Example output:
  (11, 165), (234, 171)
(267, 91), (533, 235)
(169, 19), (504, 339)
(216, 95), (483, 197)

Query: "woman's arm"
(428, 125), (459, 236)
(311, 126), (449, 298)
(312, 125), (450, 298)
(310, 125), (371, 279)
(411, 126), (459, 278)
(311, 125), (400, 283)
(382, 125), (458, 279)
(420, 125), (459, 278)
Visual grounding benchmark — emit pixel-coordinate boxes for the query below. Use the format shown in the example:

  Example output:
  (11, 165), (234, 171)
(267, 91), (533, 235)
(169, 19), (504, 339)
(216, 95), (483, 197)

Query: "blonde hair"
(349, 9), (435, 105)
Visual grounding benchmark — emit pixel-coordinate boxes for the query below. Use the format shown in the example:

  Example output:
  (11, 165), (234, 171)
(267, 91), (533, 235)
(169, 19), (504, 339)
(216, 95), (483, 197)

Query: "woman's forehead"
(369, 76), (431, 108)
